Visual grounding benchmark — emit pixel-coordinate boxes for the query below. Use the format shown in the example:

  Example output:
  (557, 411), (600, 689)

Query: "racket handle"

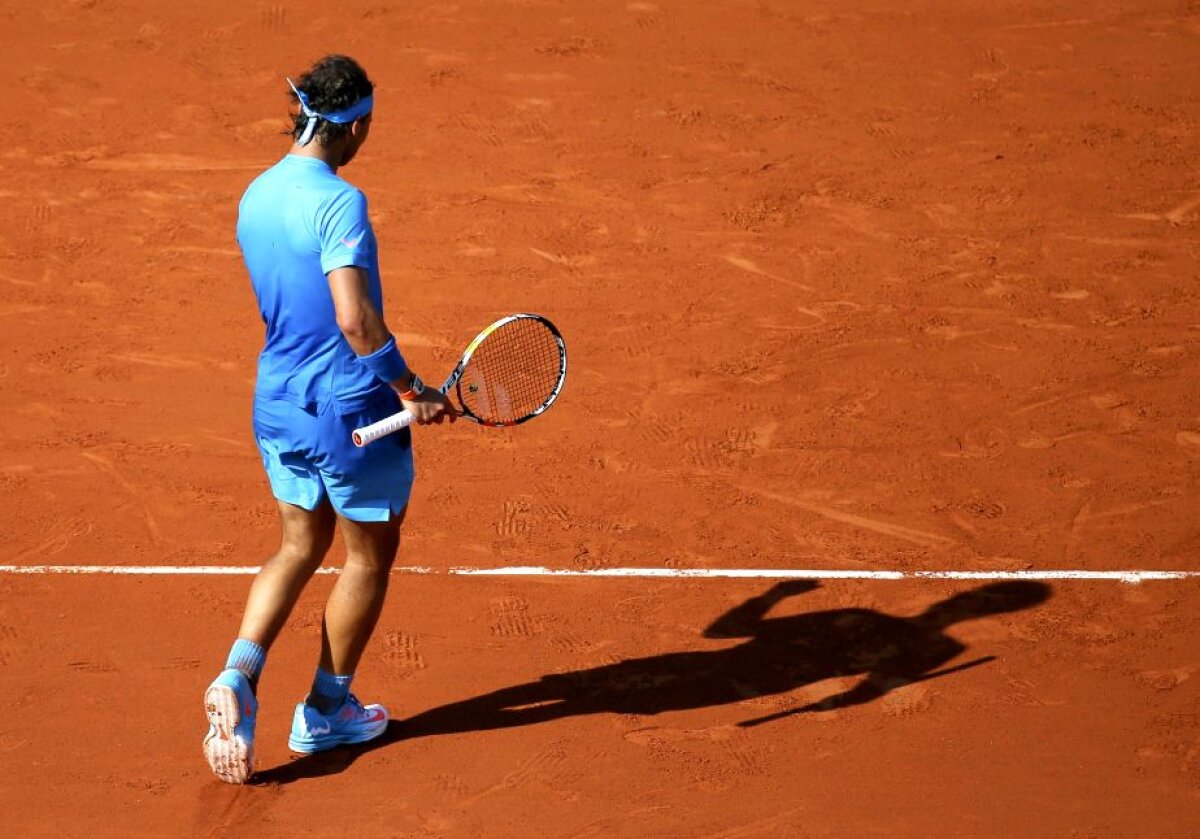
(352, 410), (415, 447)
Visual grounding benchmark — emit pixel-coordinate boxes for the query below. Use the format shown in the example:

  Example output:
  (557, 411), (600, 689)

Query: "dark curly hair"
(289, 55), (374, 146)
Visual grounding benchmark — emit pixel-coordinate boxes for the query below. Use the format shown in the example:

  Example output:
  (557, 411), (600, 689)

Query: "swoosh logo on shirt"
(340, 232), (365, 248)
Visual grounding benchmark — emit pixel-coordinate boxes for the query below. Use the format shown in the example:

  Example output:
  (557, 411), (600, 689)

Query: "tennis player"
(202, 55), (455, 784)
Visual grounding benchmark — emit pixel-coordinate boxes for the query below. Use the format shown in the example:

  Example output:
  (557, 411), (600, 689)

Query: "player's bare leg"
(288, 508), (405, 753)
(203, 499), (336, 783)
(320, 507), (405, 673)
(235, 499), (338, 648)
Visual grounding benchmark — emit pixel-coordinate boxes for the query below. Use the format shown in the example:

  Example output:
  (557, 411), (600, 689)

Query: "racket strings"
(460, 318), (563, 423)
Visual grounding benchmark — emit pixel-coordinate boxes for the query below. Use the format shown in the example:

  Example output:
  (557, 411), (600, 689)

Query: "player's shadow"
(254, 579), (1050, 785)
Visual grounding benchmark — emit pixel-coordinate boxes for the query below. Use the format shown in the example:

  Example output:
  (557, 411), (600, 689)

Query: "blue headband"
(287, 78), (374, 146)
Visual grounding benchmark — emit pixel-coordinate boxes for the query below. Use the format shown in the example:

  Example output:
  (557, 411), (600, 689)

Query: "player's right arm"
(703, 580), (819, 638)
(327, 266), (455, 424)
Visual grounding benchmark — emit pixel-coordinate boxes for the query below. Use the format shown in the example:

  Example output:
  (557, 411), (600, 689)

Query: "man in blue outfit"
(203, 55), (455, 784)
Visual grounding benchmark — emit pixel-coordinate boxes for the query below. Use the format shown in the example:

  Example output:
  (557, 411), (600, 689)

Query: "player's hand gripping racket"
(352, 313), (567, 446)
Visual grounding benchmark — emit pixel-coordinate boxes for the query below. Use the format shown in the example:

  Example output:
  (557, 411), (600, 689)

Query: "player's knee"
(275, 536), (331, 569)
(343, 546), (398, 576)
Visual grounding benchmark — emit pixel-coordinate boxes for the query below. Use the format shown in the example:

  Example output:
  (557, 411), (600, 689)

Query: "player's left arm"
(322, 190), (454, 423)
(326, 265), (394, 357)
(320, 189), (391, 356)
(803, 674), (891, 712)
(327, 267), (454, 424)
(804, 642), (961, 712)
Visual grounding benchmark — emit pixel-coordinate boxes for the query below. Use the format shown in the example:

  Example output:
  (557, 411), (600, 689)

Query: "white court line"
(0, 565), (1197, 584)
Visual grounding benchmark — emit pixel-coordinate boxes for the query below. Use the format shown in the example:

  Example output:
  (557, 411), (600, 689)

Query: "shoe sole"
(203, 683), (254, 784)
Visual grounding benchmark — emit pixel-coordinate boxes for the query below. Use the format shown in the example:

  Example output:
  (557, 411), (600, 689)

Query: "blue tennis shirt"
(237, 154), (388, 412)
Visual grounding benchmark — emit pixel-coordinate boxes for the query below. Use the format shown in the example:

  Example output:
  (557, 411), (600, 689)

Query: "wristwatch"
(399, 373), (425, 401)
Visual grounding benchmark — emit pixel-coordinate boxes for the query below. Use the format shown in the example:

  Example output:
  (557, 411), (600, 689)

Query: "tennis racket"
(352, 313), (567, 446)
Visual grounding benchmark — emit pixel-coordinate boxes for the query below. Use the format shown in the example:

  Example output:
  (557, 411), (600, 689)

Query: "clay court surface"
(2, 0), (1199, 834)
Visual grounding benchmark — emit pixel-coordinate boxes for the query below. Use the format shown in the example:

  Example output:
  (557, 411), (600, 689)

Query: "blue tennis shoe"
(288, 694), (389, 753)
(202, 669), (258, 784)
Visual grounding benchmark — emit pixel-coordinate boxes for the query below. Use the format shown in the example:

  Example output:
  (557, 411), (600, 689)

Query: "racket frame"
(445, 312), (568, 427)
(351, 313), (566, 446)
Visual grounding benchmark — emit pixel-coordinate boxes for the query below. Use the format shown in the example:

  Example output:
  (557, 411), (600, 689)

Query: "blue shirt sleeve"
(318, 188), (375, 275)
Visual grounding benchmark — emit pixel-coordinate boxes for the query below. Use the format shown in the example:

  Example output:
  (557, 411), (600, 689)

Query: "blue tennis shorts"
(252, 394), (414, 522)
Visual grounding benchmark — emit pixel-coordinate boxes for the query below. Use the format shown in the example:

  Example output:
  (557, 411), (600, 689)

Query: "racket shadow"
(253, 578), (1051, 785)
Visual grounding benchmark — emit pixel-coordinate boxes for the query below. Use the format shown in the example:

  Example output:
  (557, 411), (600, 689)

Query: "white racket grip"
(352, 410), (415, 447)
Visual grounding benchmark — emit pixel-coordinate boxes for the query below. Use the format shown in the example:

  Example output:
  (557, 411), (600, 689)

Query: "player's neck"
(288, 140), (346, 173)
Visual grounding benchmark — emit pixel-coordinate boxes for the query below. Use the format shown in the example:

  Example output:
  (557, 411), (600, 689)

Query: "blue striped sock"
(224, 639), (266, 688)
(306, 667), (352, 714)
